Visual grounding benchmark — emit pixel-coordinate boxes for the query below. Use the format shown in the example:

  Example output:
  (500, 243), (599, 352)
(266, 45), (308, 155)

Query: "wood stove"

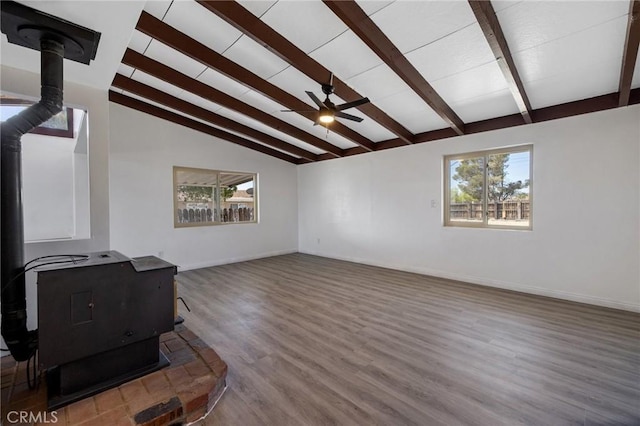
(36, 251), (176, 409)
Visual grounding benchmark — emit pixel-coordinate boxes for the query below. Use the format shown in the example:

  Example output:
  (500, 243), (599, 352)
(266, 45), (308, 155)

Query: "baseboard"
(178, 249), (298, 272)
(299, 249), (640, 313)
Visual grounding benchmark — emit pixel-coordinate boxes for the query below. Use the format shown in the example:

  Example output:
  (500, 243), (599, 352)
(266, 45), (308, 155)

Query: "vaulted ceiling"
(104, 0), (640, 164)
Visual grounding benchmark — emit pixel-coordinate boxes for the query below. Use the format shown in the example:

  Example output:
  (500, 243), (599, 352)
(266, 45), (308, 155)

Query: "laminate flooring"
(175, 253), (640, 426)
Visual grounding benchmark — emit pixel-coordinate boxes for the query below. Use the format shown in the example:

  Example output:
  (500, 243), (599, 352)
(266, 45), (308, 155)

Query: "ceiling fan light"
(319, 110), (334, 123)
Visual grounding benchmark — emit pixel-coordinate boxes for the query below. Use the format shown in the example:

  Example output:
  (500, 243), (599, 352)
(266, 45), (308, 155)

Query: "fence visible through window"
(177, 207), (255, 224)
(449, 200), (530, 226)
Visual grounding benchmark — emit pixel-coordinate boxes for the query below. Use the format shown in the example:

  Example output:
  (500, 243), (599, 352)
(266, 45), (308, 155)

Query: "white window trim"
(443, 145), (533, 230)
(173, 166), (258, 228)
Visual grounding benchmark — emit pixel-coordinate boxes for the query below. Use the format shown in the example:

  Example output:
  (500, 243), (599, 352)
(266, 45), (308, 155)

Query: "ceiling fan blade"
(336, 97), (370, 111)
(306, 91), (326, 108)
(335, 111), (364, 122)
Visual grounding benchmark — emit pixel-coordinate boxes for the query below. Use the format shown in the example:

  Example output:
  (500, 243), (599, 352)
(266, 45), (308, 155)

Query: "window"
(444, 145), (532, 229)
(173, 166), (257, 227)
(2, 93), (90, 241)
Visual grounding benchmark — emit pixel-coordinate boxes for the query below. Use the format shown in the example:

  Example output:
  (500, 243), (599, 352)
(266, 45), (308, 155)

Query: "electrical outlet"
(431, 200), (437, 208)
(317, 238), (320, 244)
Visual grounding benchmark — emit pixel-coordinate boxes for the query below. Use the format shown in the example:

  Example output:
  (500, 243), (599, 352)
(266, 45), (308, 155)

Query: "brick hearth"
(0, 325), (227, 425)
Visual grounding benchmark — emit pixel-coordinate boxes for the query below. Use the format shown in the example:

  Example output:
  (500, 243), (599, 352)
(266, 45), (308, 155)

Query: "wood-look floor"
(176, 253), (640, 426)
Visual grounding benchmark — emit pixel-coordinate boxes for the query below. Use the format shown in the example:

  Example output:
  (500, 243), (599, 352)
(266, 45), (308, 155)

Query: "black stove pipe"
(1, 38), (64, 361)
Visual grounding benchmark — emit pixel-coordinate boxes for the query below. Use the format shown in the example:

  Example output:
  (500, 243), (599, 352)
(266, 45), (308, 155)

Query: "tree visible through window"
(444, 146), (532, 229)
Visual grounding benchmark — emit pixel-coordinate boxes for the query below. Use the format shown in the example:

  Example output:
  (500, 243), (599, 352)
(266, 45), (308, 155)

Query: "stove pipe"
(1, 0), (100, 361)
(1, 39), (64, 361)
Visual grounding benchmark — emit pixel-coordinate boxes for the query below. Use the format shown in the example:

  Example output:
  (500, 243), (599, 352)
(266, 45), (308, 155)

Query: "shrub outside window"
(173, 166), (257, 227)
(444, 145), (532, 229)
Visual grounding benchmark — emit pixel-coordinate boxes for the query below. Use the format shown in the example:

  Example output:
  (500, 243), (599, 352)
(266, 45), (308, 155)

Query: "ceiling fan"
(282, 72), (370, 125)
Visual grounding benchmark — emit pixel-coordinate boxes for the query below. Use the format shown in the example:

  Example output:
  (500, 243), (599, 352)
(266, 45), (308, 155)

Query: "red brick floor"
(0, 325), (227, 425)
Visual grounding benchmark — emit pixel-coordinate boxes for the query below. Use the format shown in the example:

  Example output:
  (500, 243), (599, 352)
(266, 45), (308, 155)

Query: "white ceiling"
(2, 0), (638, 161)
(499, 1), (630, 109)
(0, 1), (145, 90)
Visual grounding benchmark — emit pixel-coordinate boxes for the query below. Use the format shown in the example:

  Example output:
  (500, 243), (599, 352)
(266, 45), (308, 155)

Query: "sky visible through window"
(450, 150), (530, 197)
(237, 181), (253, 190)
(0, 105), (26, 120)
(504, 151), (529, 195)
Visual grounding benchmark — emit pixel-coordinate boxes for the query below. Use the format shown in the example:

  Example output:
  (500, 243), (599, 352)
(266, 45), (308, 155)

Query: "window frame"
(443, 145), (533, 230)
(173, 166), (258, 228)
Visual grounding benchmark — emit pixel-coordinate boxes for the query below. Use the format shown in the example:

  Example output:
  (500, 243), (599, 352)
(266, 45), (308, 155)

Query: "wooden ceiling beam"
(323, 0), (465, 136)
(135, 11), (374, 152)
(111, 74), (318, 161)
(468, 0), (532, 124)
(373, 88), (640, 155)
(631, 86), (640, 104)
(531, 92), (618, 123)
(122, 49), (342, 158)
(196, 1), (415, 145)
(343, 146), (369, 157)
(619, 0), (640, 106)
(108, 91), (300, 164)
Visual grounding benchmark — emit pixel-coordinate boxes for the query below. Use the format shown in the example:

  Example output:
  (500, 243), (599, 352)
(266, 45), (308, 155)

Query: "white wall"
(108, 103), (299, 270)
(298, 105), (640, 312)
(1, 65), (112, 332)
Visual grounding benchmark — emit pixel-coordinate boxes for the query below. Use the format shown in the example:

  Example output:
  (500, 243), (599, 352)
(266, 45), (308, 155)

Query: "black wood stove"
(36, 251), (176, 409)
